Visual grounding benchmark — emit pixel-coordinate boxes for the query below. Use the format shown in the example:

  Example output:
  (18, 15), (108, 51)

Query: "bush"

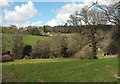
(32, 40), (51, 58)
(31, 33), (68, 58)
(67, 33), (90, 56)
(21, 45), (32, 59)
(2, 54), (13, 62)
(24, 55), (32, 59)
(50, 34), (68, 58)
(105, 41), (118, 55)
(11, 32), (24, 59)
(74, 45), (93, 59)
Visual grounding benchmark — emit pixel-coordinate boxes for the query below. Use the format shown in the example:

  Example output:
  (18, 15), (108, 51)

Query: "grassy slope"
(2, 33), (49, 51)
(2, 58), (118, 82)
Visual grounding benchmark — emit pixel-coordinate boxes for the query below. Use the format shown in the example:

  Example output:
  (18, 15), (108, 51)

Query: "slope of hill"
(2, 33), (49, 52)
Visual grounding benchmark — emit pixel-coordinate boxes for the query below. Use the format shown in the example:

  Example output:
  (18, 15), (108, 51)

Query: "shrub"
(50, 34), (68, 58)
(24, 55), (32, 59)
(74, 50), (93, 59)
(21, 45), (32, 59)
(11, 32), (24, 59)
(67, 33), (90, 56)
(32, 40), (51, 58)
(2, 54), (13, 62)
(31, 33), (68, 58)
(74, 45), (93, 59)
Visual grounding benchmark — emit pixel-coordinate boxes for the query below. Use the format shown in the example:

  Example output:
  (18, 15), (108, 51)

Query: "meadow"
(2, 58), (118, 82)
(2, 33), (49, 52)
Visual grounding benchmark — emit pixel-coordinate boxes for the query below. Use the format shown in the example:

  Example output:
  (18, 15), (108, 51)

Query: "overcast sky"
(0, 0), (119, 27)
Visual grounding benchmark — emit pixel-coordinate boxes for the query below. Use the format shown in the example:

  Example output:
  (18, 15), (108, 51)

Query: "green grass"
(2, 33), (49, 51)
(23, 35), (49, 45)
(2, 58), (118, 82)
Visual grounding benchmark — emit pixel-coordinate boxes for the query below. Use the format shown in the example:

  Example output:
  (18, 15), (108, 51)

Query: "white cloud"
(2, 0), (119, 27)
(4, 1), (37, 23)
(0, 14), (3, 26)
(46, 0), (120, 26)
(2, 21), (30, 27)
(3, 20), (43, 27)
(31, 20), (43, 26)
(95, 0), (119, 6)
(0, 0), (13, 8)
(74, 0), (119, 5)
(46, 19), (57, 26)
(46, 3), (88, 26)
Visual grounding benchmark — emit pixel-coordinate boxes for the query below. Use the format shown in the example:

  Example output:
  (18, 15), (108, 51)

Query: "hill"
(2, 33), (49, 52)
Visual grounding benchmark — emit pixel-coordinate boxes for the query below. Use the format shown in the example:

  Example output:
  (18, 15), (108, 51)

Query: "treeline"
(2, 25), (43, 36)
(1, 25), (113, 35)
(44, 25), (113, 33)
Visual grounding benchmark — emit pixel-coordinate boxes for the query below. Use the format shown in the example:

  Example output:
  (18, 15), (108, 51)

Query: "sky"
(0, 0), (119, 27)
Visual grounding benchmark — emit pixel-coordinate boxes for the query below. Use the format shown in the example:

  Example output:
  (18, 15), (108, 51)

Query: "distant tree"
(2, 25), (18, 34)
(32, 39), (51, 58)
(27, 26), (40, 35)
(11, 32), (24, 59)
(43, 25), (47, 33)
(64, 23), (68, 26)
(18, 27), (27, 35)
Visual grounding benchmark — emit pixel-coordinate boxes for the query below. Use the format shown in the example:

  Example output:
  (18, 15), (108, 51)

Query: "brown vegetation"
(2, 54), (13, 62)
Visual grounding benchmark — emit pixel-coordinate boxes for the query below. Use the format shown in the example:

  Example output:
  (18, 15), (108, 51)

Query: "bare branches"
(94, 0), (120, 25)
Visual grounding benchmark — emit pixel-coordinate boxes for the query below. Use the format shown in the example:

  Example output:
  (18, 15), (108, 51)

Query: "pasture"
(2, 33), (49, 51)
(2, 58), (118, 82)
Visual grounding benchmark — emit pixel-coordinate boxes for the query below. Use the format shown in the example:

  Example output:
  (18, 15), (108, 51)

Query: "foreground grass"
(2, 58), (118, 82)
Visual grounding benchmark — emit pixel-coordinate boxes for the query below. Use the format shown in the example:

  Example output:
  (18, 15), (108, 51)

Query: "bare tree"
(80, 7), (98, 59)
(95, 1), (120, 58)
(67, 11), (82, 26)
(68, 4), (107, 59)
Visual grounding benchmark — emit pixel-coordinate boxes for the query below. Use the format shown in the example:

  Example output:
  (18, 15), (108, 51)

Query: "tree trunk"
(91, 26), (98, 59)
(117, 25), (120, 78)
(118, 26), (120, 58)
(117, 2), (120, 57)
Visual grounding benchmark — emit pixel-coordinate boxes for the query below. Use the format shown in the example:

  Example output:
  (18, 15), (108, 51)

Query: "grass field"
(2, 33), (49, 51)
(2, 58), (118, 82)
